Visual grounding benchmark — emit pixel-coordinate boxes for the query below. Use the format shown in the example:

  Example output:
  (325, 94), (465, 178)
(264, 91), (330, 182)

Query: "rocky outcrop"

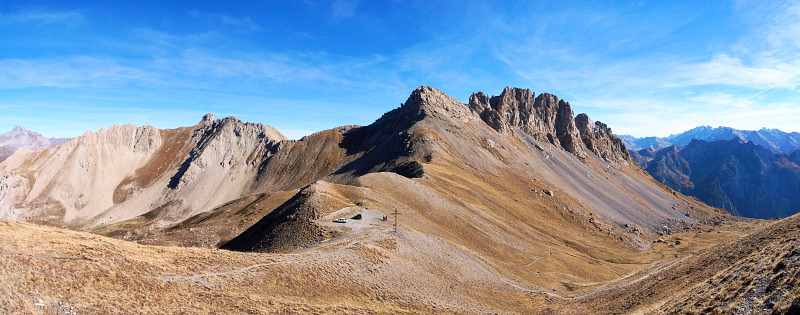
(168, 115), (285, 190)
(0, 173), (30, 220)
(469, 87), (631, 162)
(575, 114), (631, 162)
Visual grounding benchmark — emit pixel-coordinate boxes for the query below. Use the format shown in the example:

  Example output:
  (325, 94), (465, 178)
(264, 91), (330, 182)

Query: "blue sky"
(1, 0), (799, 139)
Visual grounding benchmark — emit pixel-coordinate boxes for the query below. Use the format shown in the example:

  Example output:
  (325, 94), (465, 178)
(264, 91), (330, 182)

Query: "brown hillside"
(0, 86), (762, 314)
(582, 214), (800, 314)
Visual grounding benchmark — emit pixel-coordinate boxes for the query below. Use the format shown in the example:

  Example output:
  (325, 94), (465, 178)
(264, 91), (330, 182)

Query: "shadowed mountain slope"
(637, 139), (800, 219)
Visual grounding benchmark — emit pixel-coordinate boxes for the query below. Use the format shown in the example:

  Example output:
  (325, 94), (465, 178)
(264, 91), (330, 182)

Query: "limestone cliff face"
(0, 114), (290, 227)
(469, 87), (630, 163)
(145, 115), (288, 227)
(0, 124), (163, 223)
(168, 114), (285, 191)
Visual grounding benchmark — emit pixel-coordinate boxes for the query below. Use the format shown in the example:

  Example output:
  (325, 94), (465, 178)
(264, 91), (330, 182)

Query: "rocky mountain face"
(638, 139), (800, 219)
(0, 116), (294, 227)
(467, 87), (631, 162)
(0, 86), (744, 314)
(0, 126), (67, 163)
(621, 126), (800, 153)
(0, 87), (720, 275)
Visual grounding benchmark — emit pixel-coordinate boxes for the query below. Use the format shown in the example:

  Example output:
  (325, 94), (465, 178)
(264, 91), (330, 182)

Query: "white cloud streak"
(0, 10), (84, 26)
(187, 10), (261, 31)
(0, 57), (149, 88)
(490, 1), (800, 136)
(3, 2), (800, 138)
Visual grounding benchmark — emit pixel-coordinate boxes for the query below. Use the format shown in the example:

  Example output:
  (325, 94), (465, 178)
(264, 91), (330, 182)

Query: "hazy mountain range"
(0, 126), (69, 163)
(620, 126), (800, 153)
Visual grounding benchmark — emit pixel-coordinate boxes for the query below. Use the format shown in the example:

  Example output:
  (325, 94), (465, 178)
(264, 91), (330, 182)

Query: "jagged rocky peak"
(370, 86), (475, 135)
(574, 113), (631, 162)
(201, 113), (215, 126)
(399, 86), (473, 120)
(469, 87), (631, 163)
(195, 114), (287, 142)
(468, 87), (583, 156)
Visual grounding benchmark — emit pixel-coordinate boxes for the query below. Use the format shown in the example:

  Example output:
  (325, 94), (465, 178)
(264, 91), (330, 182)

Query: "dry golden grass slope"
(581, 213), (800, 314)
(0, 210), (788, 313)
(220, 87), (728, 294)
(1, 86), (785, 314)
(0, 217), (551, 314)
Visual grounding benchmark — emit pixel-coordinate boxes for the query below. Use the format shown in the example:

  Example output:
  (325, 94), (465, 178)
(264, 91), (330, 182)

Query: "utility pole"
(392, 209), (402, 233)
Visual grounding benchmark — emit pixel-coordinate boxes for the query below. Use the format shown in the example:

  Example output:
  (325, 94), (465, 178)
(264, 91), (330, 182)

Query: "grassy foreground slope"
(582, 213), (800, 314)
(1, 209), (785, 313)
(0, 217), (553, 314)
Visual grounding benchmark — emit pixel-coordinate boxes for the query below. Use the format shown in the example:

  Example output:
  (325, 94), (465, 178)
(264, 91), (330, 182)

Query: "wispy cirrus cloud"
(187, 10), (261, 31)
(329, 0), (360, 23)
(0, 57), (149, 88)
(670, 54), (800, 90)
(0, 10), (84, 26)
(2, 2), (800, 139)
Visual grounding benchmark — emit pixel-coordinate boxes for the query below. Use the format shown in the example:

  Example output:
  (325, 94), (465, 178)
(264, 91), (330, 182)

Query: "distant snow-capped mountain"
(621, 126), (800, 153)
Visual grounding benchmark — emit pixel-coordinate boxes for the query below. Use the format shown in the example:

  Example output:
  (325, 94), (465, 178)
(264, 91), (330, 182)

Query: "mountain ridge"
(621, 125), (800, 153)
(634, 138), (800, 219)
(0, 87), (720, 279)
(1, 86), (769, 314)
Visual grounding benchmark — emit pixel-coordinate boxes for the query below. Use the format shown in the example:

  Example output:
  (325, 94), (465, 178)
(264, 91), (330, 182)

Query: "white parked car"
(333, 218), (347, 223)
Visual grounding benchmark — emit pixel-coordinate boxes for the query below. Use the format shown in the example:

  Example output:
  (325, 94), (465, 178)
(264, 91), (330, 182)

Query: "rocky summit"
(468, 87), (630, 162)
(1, 87), (796, 314)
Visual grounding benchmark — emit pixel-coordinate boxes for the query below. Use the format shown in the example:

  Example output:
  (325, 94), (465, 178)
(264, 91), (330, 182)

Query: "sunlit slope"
(0, 217), (558, 314)
(222, 86), (723, 292)
(583, 213), (800, 314)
